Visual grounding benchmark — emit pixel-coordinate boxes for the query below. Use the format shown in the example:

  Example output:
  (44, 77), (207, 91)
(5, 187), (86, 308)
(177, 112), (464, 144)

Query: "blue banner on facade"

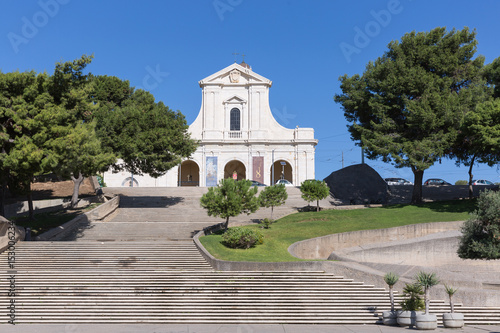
(206, 156), (218, 187)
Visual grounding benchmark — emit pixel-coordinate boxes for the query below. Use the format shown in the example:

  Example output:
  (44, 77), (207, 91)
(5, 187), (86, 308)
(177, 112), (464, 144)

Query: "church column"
(294, 144), (299, 185)
(248, 145), (252, 181)
(247, 85), (252, 133)
(200, 147), (206, 187)
(224, 102), (228, 136)
(202, 90), (206, 133)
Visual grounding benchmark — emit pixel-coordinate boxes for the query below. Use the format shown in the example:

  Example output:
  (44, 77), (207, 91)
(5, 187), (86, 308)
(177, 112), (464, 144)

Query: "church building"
(104, 62), (317, 187)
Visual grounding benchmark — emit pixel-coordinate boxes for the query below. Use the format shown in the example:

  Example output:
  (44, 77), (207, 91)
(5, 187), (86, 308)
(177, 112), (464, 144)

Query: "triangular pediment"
(199, 63), (272, 87)
(223, 95), (247, 104)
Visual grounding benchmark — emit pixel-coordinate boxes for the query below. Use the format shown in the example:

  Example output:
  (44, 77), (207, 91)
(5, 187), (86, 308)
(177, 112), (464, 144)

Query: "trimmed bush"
(455, 180), (467, 185)
(259, 218), (274, 229)
(222, 227), (264, 249)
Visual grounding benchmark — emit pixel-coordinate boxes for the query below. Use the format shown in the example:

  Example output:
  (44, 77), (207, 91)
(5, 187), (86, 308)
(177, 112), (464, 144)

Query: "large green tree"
(334, 27), (484, 204)
(449, 56), (500, 198)
(200, 178), (259, 230)
(91, 76), (197, 179)
(44, 56), (116, 207)
(0, 70), (51, 218)
(450, 99), (500, 198)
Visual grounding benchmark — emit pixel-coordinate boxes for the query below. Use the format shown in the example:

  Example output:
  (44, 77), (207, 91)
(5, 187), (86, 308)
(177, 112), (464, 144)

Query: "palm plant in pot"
(397, 282), (424, 327)
(415, 271), (440, 330)
(443, 285), (464, 328)
(382, 272), (399, 325)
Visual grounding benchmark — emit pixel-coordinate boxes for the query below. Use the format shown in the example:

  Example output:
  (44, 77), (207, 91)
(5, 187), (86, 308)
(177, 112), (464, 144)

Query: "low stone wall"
(288, 221), (464, 260)
(36, 196), (120, 241)
(4, 196), (101, 219)
(387, 184), (498, 204)
(0, 216), (25, 253)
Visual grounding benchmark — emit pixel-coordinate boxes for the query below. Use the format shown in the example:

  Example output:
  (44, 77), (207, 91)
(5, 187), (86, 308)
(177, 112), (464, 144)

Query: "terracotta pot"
(443, 313), (464, 328)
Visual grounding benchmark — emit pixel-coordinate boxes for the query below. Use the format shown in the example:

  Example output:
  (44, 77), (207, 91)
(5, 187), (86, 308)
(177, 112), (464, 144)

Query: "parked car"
(250, 180), (267, 186)
(275, 179), (293, 187)
(384, 178), (413, 185)
(424, 178), (451, 186)
(472, 179), (494, 185)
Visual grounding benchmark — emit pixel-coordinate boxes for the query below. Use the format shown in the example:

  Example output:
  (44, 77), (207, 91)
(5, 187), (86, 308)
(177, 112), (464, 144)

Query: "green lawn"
(199, 200), (476, 262)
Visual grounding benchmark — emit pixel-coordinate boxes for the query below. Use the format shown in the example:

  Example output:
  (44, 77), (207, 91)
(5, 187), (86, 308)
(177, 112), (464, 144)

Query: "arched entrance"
(224, 160), (246, 180)
(270, 160), (293, 185)
(121, 177), (139, 187)
(178, 160), (200, 186)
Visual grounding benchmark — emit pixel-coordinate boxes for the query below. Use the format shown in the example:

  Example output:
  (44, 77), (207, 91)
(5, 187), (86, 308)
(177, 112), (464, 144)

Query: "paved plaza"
(2, 323), (500, 333)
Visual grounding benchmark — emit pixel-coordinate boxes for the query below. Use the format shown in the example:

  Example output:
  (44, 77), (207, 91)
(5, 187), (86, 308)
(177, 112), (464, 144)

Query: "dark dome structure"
(323, 164), (389, 205)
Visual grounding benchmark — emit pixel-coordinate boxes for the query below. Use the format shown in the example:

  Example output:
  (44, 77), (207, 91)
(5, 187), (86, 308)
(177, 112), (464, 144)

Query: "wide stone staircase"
(0, 241), (460, 324)
(1, 187), (499, 325)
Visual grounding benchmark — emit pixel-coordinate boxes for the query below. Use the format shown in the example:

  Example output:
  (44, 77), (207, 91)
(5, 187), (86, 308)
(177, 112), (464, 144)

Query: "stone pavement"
(1, 324), (500, 333)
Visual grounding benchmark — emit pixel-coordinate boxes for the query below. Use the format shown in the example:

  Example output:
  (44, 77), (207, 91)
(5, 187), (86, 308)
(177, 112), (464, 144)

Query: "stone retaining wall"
(328, 230), (461, 265)
(288, 221), (464, 260)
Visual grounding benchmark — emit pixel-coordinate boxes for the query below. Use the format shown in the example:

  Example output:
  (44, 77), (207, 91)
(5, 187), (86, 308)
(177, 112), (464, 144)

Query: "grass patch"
(199, 199), (476, 262)
(12, 203), (102, 236)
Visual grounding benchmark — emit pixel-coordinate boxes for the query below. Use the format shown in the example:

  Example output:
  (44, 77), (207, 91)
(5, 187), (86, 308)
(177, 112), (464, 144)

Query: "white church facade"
(103, 62), (317, 187)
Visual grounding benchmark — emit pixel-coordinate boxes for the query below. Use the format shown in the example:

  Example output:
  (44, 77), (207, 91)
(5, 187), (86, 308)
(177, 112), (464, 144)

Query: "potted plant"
(397, 282), (424, 327)
(382, 272), (399, 325)
(415, 271), (440, 330)
(442, 285), (464, 328)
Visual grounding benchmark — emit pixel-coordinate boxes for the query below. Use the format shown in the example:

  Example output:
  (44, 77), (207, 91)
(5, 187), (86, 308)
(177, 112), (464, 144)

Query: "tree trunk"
(70, 172), (84, 208)
(450, 295), (454, 313)
(411, 167), (424, 204)
(224, 216), (230, 231)
(316, 199), (320, 212)
(389, 286), (394, 312)
(425, 288), (430, 315)
(271, 206), (274, 220)
(468, 155), (476, 199)
(27, 182), (34, 221)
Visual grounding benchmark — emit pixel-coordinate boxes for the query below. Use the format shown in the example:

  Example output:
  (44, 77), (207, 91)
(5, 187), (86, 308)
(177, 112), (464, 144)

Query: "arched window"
(230, 108), (240, 131)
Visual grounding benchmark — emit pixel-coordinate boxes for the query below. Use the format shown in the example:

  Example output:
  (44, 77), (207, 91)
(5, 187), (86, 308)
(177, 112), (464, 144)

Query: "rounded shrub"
(458, 189), (500, 259)
(222, 227), (264, 249)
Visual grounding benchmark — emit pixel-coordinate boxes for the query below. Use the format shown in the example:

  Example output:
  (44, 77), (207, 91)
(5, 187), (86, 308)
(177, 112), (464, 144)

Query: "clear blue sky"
(2, 0), (500, 184)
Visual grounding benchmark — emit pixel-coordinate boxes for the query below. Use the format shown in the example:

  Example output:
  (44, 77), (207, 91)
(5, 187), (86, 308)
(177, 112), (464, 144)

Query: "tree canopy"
(334, 27), (485, 204)
(200, 178), (259, 230)
(258, 184), (288, 219)
(300, 179), (329, 211)
(1, 55), (197, 215)
(91, 76), (198, 178)
(0, 70), (51, 217)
